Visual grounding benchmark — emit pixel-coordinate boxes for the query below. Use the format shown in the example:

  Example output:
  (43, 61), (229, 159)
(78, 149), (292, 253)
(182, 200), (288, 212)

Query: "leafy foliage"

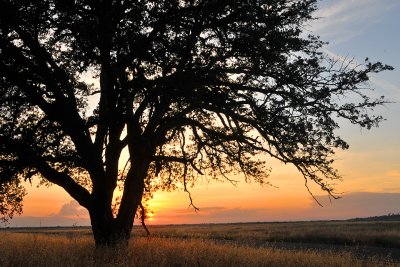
(0, 179), (26, 223)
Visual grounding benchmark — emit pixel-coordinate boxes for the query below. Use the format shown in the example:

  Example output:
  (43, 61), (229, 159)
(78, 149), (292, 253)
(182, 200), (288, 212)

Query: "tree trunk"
(88, 175), (145, 246)
(88, 184), (140, 247)
(89, 203), (138, 247)
(87, 143), (150, 246)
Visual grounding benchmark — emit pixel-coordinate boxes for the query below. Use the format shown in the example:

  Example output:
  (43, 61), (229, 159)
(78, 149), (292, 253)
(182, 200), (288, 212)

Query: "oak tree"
(0, 0), (392, 245)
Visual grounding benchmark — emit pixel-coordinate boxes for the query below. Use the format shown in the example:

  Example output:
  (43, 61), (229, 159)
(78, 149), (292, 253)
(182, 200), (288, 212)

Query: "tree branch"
(34, 158), (91, 209)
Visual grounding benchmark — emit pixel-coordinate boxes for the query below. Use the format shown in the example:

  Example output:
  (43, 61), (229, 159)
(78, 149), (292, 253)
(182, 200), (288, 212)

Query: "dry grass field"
(1, 220), (399, 266)
(137, 221), (400, 247)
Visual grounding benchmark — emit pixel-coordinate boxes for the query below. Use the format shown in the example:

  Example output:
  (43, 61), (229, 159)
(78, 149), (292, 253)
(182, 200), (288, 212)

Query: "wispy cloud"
(370, 77), (400, 101)
(311, 0), (400, 44)
(315, 46), (400, 101)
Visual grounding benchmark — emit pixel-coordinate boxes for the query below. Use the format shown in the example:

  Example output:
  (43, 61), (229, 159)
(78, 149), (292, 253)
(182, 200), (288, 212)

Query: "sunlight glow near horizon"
(6, 0), (400, 227)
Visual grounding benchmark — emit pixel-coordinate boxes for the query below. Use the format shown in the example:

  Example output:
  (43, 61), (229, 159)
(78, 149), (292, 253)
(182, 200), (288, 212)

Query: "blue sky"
(314, 0), (400, 91)
(312, 0), (400, 193)
(4, 0), (400, 227)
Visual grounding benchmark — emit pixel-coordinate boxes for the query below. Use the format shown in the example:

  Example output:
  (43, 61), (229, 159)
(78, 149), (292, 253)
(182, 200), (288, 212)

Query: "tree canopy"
(0, 0), (392, 244)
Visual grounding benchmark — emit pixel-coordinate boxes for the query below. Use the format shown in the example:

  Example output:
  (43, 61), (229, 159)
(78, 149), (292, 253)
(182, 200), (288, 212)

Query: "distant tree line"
(349, 213), (400, 222)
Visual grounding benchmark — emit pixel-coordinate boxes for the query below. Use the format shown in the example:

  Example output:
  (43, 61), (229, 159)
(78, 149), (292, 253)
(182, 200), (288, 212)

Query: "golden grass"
(0, 231), (398, 267)
(136, 221), (400, 248)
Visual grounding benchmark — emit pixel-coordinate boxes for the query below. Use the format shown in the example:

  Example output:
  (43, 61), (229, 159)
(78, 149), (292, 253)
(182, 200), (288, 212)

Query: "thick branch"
(34, 159), (91, 209)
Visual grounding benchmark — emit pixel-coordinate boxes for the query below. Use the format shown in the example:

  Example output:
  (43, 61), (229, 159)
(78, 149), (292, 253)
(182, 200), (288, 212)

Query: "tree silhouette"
(0, 0), (392, 245)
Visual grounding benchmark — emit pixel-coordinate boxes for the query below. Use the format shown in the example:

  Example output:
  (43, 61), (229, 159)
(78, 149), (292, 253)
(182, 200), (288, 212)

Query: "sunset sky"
(6, 0), (400, 227)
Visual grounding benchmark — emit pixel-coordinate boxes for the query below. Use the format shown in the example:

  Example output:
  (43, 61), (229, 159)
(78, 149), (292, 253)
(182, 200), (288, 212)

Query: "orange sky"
(12, 129), (400, 227)
(4, 1), (400, 227)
